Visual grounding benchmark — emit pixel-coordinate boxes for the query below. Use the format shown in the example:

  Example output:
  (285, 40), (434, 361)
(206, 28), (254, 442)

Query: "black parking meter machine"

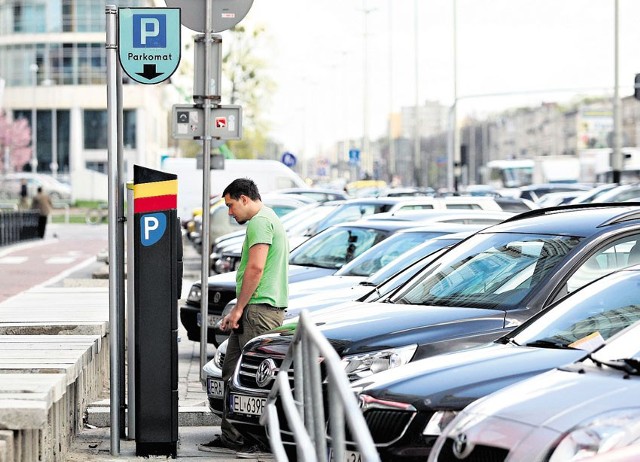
(133, 165), (180, 457)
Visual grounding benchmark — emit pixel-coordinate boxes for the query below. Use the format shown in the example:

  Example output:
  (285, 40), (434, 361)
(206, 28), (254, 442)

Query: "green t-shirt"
(236, 206), (289, 308)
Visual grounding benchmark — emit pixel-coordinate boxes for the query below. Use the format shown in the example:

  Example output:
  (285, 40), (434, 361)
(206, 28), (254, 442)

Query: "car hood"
(356, 343), (587, 411)
(204, 264), (335, 289)
(254, 301), (507, 357)
(289, 275), (366, 299)
(465, 365), (640, 432)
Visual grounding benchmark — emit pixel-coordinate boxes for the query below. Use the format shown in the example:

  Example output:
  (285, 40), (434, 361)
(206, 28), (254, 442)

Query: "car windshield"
(510, 270), (640, 349)
(335, 231), (447, 277)
(289, 226), (389, 269)
(589, 317), (640, 367)
(393, 232), (581, 310)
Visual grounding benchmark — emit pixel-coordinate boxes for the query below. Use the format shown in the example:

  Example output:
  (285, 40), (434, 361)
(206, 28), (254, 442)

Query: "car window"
(395, 232), (581, 310)
(336, 231), (446, 277)
(445, 204), (482, 210)
(513, 270), (640, 347)
(289, 227), (389, 269)
(396, 204), (435, 211)
(566, 235), (640, 293)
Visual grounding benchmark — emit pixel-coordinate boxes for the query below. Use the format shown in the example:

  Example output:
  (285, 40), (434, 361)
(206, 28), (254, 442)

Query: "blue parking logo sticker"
(133, 14), (166, 48)
(141, 213), (166, 246)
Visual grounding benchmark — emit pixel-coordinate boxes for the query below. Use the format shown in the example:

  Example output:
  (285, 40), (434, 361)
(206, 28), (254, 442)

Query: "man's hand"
(221, 308), (243, 331)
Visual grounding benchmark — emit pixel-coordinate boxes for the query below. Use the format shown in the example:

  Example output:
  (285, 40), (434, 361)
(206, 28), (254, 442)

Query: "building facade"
(0, 0), (172, 200)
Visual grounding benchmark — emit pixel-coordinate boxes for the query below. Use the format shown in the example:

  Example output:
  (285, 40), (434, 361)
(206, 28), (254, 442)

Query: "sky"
(211, 0), (640, 161)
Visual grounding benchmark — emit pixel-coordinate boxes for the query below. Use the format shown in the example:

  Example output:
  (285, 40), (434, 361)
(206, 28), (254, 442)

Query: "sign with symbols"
(171, 104), (243, 140)
(118, 8), (181, 85)
(281, 152), (297, 168)
(348, 149), (360, 165)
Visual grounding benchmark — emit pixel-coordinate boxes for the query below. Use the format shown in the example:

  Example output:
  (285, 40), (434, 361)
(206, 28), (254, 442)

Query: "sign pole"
(199, 0), (214, 379)
(105, 5), (121, 454)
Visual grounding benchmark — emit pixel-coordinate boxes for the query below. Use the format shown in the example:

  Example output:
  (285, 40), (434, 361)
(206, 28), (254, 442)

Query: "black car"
(350, 265), (640, 461)
(180, 218), (426, 344)
(224, 204), (640, 447)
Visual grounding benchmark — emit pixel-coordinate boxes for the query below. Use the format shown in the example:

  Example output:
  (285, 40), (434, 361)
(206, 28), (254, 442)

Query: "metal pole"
(200, 0), (215, 379)
(413, 0), (421, 187)
(362, 0), (371, 179)
(105, 4), (120, 454)
(126, 182), (136, 439)
(387, 0), (395, 184)
(116, 33), (127, 437)
(612, 0), (622, 183)
(448, 0), (459, 191)
(30, 64), (38, 172)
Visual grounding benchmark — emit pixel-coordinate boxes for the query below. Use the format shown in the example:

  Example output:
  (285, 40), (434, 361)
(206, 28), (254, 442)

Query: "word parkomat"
(127, 52), (173, 61)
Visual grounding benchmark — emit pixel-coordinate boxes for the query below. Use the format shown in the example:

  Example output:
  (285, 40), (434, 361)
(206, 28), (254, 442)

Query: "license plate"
(328, 449), (362, 462)
(207, 378), (224, 398)
(231, 394), (267, 416)
(196, 312), (221, 327)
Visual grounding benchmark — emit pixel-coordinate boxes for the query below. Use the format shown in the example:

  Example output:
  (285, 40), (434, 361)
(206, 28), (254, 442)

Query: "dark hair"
(222, 178), (261, 201)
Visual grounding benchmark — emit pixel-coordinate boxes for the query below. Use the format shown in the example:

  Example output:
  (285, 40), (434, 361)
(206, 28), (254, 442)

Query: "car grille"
(238, 352), (292, 390)
(356, 409), (416, 446)
(438, 437), (509, 462)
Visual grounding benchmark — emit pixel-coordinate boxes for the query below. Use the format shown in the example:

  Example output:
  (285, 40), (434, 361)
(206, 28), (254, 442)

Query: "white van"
(160, 157), (307, 221)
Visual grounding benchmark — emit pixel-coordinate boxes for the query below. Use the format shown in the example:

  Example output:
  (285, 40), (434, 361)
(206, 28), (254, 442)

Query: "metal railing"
(0, 210), (39, 247)
(260, 310), (380, 462)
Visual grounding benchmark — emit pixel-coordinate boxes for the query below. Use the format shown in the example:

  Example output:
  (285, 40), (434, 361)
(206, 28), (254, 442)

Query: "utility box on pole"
(133, 165), (181, 457)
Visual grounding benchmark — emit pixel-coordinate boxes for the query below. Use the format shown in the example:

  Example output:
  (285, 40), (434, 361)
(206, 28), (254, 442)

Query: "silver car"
(429, 313), (640, 462)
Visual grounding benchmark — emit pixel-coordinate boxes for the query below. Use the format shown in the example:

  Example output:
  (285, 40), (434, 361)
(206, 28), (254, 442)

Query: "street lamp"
(30, 63), (38, 173)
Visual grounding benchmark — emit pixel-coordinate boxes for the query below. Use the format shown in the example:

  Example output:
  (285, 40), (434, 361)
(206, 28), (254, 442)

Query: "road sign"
(172, 104), (242, 140)
(164, 0), (254, 33)
(281, 152), (297, 168)
(349, 149), (360, 164)
(119, 8), (181, 85)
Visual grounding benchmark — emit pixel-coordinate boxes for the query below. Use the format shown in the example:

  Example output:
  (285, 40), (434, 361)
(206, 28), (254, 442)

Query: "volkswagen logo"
(452, 432), (473, 459)
(255, 358), (277, 388)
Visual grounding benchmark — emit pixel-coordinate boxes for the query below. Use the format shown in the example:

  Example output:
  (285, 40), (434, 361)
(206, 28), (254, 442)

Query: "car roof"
(487, 204), (640, 236)
(331, 218), (431, 233)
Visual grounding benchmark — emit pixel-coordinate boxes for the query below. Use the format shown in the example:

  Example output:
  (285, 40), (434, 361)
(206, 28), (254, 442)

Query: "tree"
(222, 25), (276, 159)
(0, 112), (32, 173)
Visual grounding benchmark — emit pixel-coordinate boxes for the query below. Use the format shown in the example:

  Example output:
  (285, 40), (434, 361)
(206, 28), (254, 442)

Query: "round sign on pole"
(164, 0), (254, 33)
(281, 152), (297, 168)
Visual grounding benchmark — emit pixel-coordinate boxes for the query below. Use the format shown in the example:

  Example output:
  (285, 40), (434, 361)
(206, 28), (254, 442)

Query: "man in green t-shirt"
(199, 178), (288, 455)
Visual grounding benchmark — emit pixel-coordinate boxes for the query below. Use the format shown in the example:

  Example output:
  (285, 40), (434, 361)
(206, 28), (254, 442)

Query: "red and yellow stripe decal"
(134, 179), (178, 213)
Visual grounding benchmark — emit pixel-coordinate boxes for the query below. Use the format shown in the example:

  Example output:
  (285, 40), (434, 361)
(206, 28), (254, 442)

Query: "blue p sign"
(141, 213), (167, 246)
(133, 14), (166, 48)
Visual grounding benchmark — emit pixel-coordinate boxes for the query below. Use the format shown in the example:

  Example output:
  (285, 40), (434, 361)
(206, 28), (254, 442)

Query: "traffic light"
(635, 74), (640, 100)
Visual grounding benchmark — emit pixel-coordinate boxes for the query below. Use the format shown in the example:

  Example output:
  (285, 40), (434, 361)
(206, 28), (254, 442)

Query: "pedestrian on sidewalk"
(199, 178), (289, 458)
(19, 179), (29, 209)
(31, 186), (52, 238)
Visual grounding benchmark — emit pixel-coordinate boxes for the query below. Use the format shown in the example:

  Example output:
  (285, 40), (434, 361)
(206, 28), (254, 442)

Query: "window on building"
(84, 109), (137, 150)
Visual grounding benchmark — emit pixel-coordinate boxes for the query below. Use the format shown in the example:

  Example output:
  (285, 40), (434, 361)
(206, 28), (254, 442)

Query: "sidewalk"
(0, 226), (271, 461)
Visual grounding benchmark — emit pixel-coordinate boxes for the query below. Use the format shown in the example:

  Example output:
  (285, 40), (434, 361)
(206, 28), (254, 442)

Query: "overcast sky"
(221, 0), (640, 160)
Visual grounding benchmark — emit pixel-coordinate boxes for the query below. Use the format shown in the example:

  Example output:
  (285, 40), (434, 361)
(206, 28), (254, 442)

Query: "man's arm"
(221, 243), (269, 330)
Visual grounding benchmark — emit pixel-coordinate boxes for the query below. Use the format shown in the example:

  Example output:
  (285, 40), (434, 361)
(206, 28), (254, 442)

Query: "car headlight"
(423, 410), (459, 436)
(215, 258), (232, 273)
(187, 286), (202, 303)
(341, 344), (417, 381)
(549, 408), (640, 462)
(213, 342), (226, 369)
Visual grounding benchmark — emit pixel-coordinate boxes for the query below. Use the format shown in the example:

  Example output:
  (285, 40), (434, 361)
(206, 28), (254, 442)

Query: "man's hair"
(222, 178), (261, 201)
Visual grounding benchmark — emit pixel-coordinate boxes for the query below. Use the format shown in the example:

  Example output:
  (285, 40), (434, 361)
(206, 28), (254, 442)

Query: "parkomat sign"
(134, 178), (177, 246)
(118, 8), (181, 84)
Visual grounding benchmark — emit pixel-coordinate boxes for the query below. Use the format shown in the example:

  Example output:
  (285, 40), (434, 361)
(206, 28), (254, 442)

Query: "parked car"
(190, 192), (314, 254)
(517, 183), (592, 203)
(224, 204), (640, 448)
(429, 318), (640, 462)
(213, 224), (489, 345)
(180, 218), (425, 344)
(349, 265), (640, 461)
(215, 210), (514, 274)
(591, 182), (640, 204)
(204, 231), (477, 417)
(0, 172), (71, 203)
(274, 187), (349, 202)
